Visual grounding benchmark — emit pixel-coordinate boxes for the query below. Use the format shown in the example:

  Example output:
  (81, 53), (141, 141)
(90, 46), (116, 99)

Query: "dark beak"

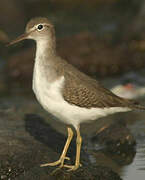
(6, 33), (29, 47)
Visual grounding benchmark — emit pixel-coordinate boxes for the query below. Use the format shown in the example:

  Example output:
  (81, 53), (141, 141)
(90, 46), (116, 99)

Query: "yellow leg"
(40, 127), (73, 168)
(64, 126), (82, 171)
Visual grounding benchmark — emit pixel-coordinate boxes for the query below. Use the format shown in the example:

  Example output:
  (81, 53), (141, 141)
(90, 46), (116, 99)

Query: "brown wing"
(59, 59), (134, 109)
(63, 77), (128, 108)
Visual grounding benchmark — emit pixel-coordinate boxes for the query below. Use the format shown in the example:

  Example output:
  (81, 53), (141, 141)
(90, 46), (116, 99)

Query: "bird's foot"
(40, 156), (70, 167)
(63, 163), (81, 171)
(41, 157), (82, 172)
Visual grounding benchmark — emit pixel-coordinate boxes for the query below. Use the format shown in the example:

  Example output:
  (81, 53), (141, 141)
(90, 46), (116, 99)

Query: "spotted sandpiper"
(8, 17), (145, 171)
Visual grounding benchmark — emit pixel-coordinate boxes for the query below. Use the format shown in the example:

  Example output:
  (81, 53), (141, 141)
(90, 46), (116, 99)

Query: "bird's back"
(55, 57), (145, 110)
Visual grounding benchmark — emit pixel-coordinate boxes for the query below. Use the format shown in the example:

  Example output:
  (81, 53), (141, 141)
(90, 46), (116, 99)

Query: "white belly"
(32, 65), (130, 130)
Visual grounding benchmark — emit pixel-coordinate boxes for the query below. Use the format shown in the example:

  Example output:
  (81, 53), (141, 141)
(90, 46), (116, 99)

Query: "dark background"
(0, 1), (145, 180)
(1, 0), (145, 85)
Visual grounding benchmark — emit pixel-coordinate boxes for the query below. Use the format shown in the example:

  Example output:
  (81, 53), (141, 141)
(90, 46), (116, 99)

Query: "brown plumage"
(53, 57), (145, 110)
(8, 17), (145, 172)
(24, 17), (145, 110)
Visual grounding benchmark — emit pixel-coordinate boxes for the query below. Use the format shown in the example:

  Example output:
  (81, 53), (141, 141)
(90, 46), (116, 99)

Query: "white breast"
(32, 60), (131, 130)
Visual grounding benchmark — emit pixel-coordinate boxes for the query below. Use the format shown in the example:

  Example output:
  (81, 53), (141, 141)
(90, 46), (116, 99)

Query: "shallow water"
(122, 143), (145, 180)
(121, 117), (145, 179)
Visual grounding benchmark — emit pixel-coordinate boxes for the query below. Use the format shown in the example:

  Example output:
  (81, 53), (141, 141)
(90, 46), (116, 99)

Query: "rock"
(49, 165), (122, 180)
(16, 165), (122, 180)
(0, 98), (123, 180)
(92, 119), (136, 153)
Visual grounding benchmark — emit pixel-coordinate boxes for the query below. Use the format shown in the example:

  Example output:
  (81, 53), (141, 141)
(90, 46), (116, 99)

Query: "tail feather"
(127, 99), (145, 110)
(130, 104), (145, 110)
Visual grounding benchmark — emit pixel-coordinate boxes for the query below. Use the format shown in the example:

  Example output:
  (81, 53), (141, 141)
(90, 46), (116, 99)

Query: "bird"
(8, 17), (145, 171)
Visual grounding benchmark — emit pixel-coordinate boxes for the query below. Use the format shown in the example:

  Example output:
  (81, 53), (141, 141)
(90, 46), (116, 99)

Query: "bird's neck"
(35, 38), (57, 65)
(34, 38), (61, 83)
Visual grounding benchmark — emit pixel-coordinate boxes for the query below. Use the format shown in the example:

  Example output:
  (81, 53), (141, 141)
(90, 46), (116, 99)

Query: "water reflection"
(86, 137), (136, 177)
(119, 118), (145, 179)
(121, 142), (145, 180)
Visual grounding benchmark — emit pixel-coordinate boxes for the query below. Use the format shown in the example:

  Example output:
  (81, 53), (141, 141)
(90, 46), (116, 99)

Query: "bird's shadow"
(24, 113), (75, 155)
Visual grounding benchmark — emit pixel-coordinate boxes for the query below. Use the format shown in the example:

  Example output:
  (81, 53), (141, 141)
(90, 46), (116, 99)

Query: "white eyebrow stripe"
(30, 23), (52, 31)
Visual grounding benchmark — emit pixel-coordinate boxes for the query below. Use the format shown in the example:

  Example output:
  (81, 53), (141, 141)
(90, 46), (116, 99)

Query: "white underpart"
(33, 40), (131, 130)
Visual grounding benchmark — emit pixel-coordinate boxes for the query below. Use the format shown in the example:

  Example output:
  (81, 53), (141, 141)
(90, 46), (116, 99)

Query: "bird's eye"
(37, 24), (43, 31)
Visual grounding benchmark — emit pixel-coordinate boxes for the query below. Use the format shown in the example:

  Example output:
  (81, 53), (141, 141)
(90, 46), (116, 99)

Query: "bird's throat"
(36, 39), (56, 62)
